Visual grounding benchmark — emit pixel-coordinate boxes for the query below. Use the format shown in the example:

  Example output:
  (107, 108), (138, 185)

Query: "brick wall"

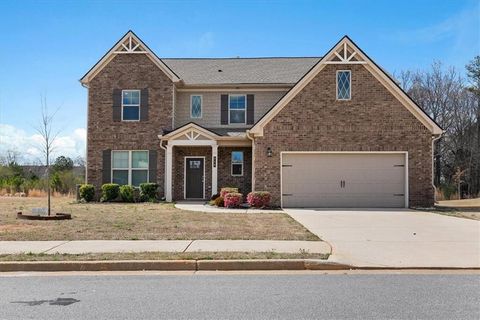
(253, 64), (434, 207)
(217, 147), (252, 195)
(86, 54), (173, 195)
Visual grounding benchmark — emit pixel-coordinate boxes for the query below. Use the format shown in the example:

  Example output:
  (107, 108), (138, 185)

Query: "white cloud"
(0, 124), (86, 164)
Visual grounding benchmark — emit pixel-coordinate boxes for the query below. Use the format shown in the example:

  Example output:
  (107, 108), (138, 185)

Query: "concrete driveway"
(285, 208), (480, 268)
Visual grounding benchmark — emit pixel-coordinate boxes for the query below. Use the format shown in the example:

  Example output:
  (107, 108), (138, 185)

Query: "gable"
(249, 36), (443, 136)
(80, 30), (180, 85)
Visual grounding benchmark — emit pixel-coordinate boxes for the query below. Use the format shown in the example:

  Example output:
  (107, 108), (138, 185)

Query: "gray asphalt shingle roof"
(162, 57), (321, 85)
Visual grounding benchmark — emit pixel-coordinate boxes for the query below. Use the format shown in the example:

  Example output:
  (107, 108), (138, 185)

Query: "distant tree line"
(399, 56), (480, 199)
(0, 153), (85, 196)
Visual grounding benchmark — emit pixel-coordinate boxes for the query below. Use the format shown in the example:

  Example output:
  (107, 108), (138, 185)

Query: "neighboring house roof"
(249, 36), (444, 136)
(162, 57), (320, 85)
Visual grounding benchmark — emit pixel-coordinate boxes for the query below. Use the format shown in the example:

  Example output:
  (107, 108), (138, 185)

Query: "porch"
(159, 123), (252, 201)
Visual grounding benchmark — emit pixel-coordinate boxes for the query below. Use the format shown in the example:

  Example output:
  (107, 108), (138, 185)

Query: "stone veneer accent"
(87, 54), (173, 195)
(253, 64), (434, 207)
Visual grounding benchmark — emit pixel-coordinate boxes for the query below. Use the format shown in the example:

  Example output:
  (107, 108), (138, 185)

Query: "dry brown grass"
(0, 251), (329, 262)
(0, 196), (319, 241)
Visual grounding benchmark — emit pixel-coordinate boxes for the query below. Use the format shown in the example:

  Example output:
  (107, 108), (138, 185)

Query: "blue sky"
(0, 0), (479, 163)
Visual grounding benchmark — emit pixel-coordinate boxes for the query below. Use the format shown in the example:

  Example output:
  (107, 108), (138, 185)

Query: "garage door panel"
(282, 153), (406, 208)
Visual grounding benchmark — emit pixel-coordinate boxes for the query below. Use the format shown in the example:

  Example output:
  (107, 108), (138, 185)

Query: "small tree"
(33, 97), (60, 216)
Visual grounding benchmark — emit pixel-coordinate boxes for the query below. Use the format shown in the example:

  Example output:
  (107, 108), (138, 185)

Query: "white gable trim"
(249, 36), (443, 136)
(160, 123), (219, 141)
(80, 30), (180, 85)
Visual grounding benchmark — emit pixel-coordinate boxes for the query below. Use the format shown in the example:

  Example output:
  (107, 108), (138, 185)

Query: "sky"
(0, 0), (479, 164)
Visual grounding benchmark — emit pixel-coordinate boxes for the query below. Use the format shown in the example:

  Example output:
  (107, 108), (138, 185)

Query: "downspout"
(81, 81), (90, 184)
(158, 136), (167, 200)
(431, 133), (443, 204)
(246, 130), (255, 192)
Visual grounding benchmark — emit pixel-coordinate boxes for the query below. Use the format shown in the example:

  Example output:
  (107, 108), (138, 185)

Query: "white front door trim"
(280, 151), (409, 208)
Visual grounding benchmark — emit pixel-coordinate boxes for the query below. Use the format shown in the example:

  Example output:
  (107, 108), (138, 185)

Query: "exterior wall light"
(267, 147), (273, 157)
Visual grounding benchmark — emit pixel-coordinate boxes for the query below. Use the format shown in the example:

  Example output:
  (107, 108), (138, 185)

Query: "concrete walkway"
(285, 208), (480, 268)
(0, 240), (330, 255)
(174, 201), (281, 214)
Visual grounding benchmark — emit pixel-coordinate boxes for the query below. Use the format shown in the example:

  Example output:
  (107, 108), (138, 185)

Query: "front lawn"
(0, 197), (319, 241)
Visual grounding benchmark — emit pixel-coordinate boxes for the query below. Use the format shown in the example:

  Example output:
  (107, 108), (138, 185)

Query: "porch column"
(165, 144), (173, 202)
(211, 143), (218, 196)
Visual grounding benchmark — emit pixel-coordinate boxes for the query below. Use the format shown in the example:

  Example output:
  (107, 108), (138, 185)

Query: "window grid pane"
(112, 151), (129, 168)
(123, 106), (140, 120)
(230, 110), (245, 124)
(337, 71), (351, 100)
(191, 96), (202, 118)
(132, 151), (148, 168)
(112, 170), (129, 185)
(232, 151), (243, 163)
(122, 90), (140, 105)
(132, 170), (148, 186)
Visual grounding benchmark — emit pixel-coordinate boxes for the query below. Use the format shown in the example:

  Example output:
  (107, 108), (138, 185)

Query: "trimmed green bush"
(119, 185), (134, 202)
(101, 183), (120, 202)
(79, 184), (95, 202)
(140, 183), (158, 201)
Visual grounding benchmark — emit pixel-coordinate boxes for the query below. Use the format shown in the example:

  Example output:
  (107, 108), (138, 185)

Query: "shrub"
(214, 196), (224, 207)
(247, 191), (271, 208)
(140, 183), (158, 201)
(224, 192), (243, 208)
(220, 187), (238, 198)
(441, 184), (457, 200)
(79, 184), (95, 202)
(211, 193), (220, 201)
(101, 183), (120, 202)
(119, 185), (134, 202)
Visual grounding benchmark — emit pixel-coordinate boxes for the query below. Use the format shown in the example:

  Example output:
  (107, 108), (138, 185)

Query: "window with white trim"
(190, 95), (202, 118)
(336, 70), (351, 100)
(229, 94), (246, 124)
(231, 151), (243, 176)
(122, 90), (140, 121)
(112, 151), (149, 186)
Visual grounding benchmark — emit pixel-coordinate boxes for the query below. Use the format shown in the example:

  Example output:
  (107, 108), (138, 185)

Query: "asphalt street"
(0, 272), (479, 319)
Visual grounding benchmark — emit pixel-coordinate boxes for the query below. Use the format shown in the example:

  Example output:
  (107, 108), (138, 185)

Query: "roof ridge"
(162, 56), (322, 60)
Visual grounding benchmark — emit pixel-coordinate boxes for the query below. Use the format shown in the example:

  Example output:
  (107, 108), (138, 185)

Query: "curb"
(0, 259), (347, 272)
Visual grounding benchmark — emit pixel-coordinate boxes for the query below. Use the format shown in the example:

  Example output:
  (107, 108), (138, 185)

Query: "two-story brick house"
(81, 31), (442, 208)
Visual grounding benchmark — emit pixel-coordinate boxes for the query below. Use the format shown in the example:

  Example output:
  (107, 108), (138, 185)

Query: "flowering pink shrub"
(247, 191), (271, 208)
(224, 192), (243, 208)
(220, 187), (238, 198)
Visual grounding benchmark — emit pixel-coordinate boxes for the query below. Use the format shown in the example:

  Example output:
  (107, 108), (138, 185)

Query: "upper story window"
(231, 151), (244, 176)
(229, 94), (246, 124)
(112, 150), (149, 186)
(336, 70), (351, 100)
(190, 95), (202, 118)
(122, 90), (140, 121)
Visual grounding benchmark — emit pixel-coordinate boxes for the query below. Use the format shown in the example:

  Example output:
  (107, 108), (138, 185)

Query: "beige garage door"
(281, 153), (406, 208)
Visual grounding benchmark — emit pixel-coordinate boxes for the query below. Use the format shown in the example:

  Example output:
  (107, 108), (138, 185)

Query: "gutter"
(246, 130), (255, 191)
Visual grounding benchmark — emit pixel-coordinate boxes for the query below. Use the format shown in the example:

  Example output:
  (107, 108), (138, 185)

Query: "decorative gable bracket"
(114, 35), (148, 54)
(323, 42), (366, 65)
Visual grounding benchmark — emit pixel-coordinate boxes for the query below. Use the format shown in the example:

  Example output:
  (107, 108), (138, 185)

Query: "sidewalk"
(0, 240), (330, 255)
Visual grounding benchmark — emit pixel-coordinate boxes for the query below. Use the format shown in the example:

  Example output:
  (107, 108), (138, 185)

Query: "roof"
(163, 57), (320, 85)
(250, 36), (443, 136)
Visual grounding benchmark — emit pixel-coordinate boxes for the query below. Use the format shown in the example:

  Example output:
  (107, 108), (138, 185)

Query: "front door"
(185, 157), (204, 199)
